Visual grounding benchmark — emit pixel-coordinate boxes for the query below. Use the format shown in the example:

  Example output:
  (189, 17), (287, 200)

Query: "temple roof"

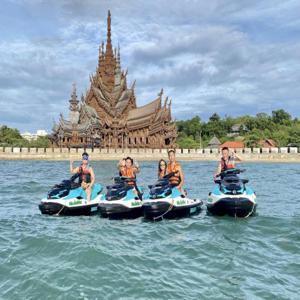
(127, 98), (160, 121)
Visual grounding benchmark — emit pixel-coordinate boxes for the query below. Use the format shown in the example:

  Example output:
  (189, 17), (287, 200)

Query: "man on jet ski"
(214, 147), (242, 180)
(166, 149), (186, 195)
(70, 152), (95, 202)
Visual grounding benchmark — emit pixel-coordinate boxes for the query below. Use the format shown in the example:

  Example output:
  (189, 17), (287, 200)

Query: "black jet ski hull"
(207, 197), (256, 218)
(39, 202), (99, 216)
(98, 203), (142, 219)
(143, 200), (202, 220)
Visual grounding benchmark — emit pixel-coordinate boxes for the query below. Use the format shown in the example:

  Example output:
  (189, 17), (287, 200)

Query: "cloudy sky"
(1, 0), (300, 132)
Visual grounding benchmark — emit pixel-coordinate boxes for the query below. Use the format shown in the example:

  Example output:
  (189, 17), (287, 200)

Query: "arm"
(214, 162), (222, 179)
(177, 165), (184, 190)
(70, 160), (79, 174)
(133, 161), (140, 174)
(118, 159), (126, 173)
(232, 152), (242, 163)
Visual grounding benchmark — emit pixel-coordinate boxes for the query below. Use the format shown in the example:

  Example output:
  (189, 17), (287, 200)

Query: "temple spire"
(105, 10), (113, 58)
(70, 83), (78, 104)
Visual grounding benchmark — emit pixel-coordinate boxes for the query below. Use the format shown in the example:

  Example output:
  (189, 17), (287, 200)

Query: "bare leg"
(86, 186), (92, 202)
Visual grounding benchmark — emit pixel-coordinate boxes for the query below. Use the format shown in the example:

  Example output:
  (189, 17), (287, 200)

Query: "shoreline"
(1, 154), (300, 163)
(1, 146), (300, 163)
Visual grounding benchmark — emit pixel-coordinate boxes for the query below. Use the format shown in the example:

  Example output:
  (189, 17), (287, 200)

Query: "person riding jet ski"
(214, 147), (242, 180)
(158, 159), (168, 179)
(118, 156), (142, 200)
(143, 150), (202, 220)
(208, 168), (257, 218)
(39, 153), (103, 216)
(70, 152), (95, 202)
(166, 149), (186, 196)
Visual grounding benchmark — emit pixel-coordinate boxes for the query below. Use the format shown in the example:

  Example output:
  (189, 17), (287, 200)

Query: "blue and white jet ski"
(143, 173), (202, 220)
(207, 168), (257, 218)
(39, 174), (103, 216)
(98, 176), (143, 219)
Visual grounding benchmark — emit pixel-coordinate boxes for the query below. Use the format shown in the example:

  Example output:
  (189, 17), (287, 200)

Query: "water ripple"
(0, 161), (300, 299)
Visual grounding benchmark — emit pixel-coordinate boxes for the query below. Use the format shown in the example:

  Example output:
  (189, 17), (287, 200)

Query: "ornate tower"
(51, 10), (177, 149)
(69, 83), (80, 124)
(98, 10), (117, 93)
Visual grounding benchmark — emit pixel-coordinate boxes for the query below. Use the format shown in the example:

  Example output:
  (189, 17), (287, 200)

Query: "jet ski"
(39, 173), (103, 216)
(207, 168), (257, 218)
(98, 176), (143, 219)
(143, 173), (202, 220)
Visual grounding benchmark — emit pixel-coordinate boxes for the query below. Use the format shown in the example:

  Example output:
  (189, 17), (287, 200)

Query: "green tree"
(177, 136), (199, 149)
(209, 113), (221, 122)
(272, 109), (291, 126)
(0, 125), (28, 147)
(30, 136), (50, 148)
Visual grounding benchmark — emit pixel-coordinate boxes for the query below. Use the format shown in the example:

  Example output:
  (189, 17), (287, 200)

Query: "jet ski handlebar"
(112, 176), (136, 183)
(162, 172), (176, 179)
(218, 168), (245, 177)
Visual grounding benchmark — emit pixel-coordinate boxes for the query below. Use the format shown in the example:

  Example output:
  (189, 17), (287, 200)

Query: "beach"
(1, 147), (300, 163)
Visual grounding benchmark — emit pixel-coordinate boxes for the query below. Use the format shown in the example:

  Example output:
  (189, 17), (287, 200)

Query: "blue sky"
(0, 0), (300, 132)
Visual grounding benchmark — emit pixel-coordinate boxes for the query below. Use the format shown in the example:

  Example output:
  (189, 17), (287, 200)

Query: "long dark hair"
(158, 159), (167, 178)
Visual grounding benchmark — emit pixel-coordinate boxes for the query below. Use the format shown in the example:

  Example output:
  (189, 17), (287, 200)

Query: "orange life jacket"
(121, 166), (136, 186)
(166, 161), (181, 186)
(221, 157), (234, 172)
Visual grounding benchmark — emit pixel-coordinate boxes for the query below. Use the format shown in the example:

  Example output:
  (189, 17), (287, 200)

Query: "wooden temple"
(51, 11), (177, 148)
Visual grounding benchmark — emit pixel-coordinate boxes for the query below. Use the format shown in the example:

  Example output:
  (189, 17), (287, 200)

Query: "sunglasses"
(160, 163), (166, 166)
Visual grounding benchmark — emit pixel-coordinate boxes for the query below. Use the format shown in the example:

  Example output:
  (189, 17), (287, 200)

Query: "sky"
(0, 0), (300, 133)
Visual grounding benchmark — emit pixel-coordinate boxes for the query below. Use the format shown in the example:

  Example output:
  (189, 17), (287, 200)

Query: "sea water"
(0, 161), (299, 299)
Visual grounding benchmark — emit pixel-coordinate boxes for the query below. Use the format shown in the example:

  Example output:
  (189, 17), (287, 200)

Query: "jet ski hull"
(98, 202), (142, 219)
(143, 198), (202, 220)
(39, 201), (99, 216)
(207, 196), (256, 218)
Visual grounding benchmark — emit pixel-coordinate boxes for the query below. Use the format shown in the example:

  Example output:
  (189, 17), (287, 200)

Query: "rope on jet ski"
(55, 205), (65, 216)
(244, 203), (256, 218)
(153, 198), (174, 221)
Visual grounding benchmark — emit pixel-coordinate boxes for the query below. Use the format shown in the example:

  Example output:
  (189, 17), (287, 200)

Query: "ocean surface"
(0, 160), (299, 300)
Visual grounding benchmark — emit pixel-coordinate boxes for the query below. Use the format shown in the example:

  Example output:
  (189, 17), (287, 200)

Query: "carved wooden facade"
(51, 11), (177, 148)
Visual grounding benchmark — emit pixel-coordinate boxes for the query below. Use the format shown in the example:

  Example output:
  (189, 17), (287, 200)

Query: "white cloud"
(0, 0), (300, 132)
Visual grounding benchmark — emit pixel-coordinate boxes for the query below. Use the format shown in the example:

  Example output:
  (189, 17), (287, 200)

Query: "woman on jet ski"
(118, 156), (142, 199)
(166, 149), (186, 196)
(214, 147), (242, 180)
(158, 159), (167, 179)
(118, 157), (140, 185)
(70, 152), (95, 202)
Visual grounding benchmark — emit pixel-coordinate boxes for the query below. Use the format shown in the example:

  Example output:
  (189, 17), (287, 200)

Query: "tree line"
(1, 109), (299, 149)
(176, 109), (300, 148)
(0, 126), (50, 148)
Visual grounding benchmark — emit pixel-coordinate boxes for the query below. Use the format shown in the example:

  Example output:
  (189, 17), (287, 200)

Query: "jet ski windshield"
(105, 176), (135, 201)
(222, 176), (243, 192)
(216, 168), (249, 194)
(148, 172), (175, 199)
(47, 173), (81, 199)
